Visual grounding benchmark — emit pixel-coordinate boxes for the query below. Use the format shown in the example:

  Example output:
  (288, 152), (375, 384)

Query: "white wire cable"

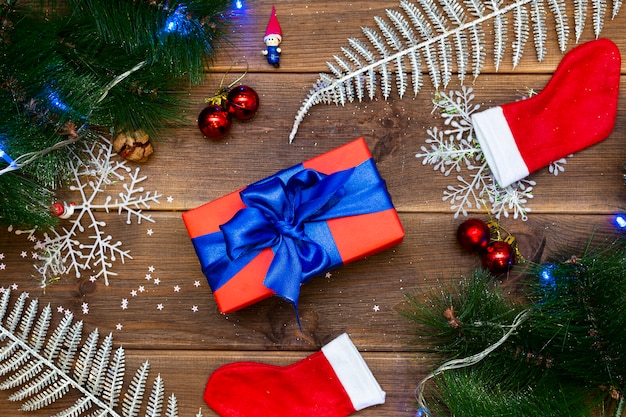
(414, 309), (530, 416)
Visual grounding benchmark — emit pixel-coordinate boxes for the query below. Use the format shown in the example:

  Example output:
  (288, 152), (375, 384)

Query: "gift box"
(182, 138), (404, 313)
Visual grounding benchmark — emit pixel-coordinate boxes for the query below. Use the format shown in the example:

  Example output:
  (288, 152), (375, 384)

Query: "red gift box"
(182, 138), (404, 313)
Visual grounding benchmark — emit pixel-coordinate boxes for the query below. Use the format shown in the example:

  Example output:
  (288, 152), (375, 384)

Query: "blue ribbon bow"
(191, 158), (393, 307)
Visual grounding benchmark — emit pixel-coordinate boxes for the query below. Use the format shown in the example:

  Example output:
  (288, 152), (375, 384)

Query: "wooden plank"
(91, 72), (626, 214)
(0, 212), (618, 351)
(0, 349), (431, 417)
(122, 350), (435, 417)
(212, 0), (626, 74)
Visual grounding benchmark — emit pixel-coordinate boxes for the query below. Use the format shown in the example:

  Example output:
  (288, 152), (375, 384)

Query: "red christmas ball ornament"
(481, 241), (516, 275)
(457, 218), (491, 252)
(50, 202), (65, 217)
(50, 202), (76, 219)
(198, 105), (232, 139)
(226, 85), (259, 121)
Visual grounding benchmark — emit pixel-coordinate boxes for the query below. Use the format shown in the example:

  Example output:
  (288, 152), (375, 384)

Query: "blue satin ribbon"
(191, 158), (393, 306)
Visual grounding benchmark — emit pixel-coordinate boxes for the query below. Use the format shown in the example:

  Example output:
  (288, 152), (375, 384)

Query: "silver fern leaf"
(530, 0), (548, 60)
(613, 0), (623, 18)
(547, 0), (570, 51)
(288, 0), (621, 143)
(0, 290), (183, 417)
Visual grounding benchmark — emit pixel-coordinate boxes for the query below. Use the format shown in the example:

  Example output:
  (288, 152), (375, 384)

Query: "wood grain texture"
(0, 0), (625, 416)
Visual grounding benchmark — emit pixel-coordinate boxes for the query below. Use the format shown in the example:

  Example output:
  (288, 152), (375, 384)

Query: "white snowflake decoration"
(18, 137), (160, 287)
(416, 86), (568, 221)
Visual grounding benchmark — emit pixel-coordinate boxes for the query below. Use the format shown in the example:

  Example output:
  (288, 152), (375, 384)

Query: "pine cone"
(112, 129), (154, 162)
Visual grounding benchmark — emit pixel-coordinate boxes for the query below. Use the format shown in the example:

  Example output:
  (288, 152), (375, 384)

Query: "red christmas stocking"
(204, 333), (386, 417)
(471, 38), (621, 188)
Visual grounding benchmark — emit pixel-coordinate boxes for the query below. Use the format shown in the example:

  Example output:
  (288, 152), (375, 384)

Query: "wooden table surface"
(1, 1), (625, 416)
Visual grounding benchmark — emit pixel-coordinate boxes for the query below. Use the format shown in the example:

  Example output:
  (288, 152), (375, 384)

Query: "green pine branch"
(0, 171), (56, 227)
(0, 0), (233, 227)
(406, 235), (626, 416)
(429, 370), (599, 417)
(403, 270), (525, 359)
(525, 237), (626, 392)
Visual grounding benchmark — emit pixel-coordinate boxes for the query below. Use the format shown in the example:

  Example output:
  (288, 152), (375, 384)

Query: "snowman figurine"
(262, 6), (282, 68)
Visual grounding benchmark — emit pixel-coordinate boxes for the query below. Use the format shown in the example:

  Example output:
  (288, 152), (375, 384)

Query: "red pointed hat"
(264, 6), (282, 42)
